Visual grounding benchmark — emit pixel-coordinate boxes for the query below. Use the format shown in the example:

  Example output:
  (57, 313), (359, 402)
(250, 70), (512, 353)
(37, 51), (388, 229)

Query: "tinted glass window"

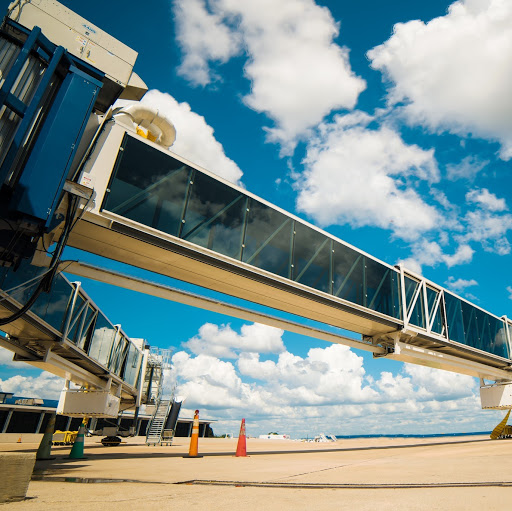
(76, 306), (96, 351)
(182, 170), (246, 259)
(88, 313), (116, 367)
(35, 274), (72, 332)
(243, 199), (293, 278)
(444, 293), (466, 345)
(332, 242), (364, 306)
(489, 316), (509, 359)
(366, 257), (400, 319)
(426, 287), (443, 334)
(123, 345), (142, 388)
(292, 222), (331, 293)
(404, 276), (425, 328)
(104, 136), (190, 236)
(64, 292), (86, 344)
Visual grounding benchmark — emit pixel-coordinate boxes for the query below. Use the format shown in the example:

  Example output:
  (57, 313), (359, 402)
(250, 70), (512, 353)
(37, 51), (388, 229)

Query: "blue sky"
(1, 0), (512, 437)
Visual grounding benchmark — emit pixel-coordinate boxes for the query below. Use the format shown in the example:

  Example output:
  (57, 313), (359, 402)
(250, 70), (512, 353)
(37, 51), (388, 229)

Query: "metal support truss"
(398, 265), (448, 339)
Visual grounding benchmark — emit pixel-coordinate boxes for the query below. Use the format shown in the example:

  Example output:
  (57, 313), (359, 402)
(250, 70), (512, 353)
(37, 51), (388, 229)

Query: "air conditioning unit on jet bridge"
(480, 384), (512, 410)
(57, 389), (120, 418)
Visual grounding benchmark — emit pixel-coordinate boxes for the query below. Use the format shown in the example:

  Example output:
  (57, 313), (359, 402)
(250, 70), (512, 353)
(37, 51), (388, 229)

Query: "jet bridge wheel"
(101, 436), (121, 446)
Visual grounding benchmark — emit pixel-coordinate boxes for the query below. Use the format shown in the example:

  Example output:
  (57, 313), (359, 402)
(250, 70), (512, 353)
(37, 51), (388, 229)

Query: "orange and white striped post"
(184, 410), (202, 458)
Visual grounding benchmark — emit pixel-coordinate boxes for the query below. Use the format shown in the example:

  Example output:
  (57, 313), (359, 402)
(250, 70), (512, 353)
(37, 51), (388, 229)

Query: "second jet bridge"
(65, 111), (512, 382)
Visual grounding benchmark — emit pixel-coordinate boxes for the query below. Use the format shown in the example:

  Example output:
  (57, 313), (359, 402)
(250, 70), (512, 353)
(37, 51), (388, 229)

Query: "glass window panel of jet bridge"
(365, 257), (400, 319)
(123, 344), (142, 388)
(242, 199), (293, 279)
(64, 292), (86, 344)
(87, 312), (116, 368)
(459, 301), (507, 358)
(108, 334), (128, 375)
(489, 316), (509, 359)
(460, 300), (483, 351)
(76, 305), (96, 351)
(292, 222), (331, 294)
(0, 262), (73, 333)
(104, 136), (190, 236)
(181, 170), (246, 260)
(332, 242), (364, 307)
(426, 286), (443, 335)
(33, 273), (73, 333)
(444, 292), (466, 346)
(2, 262), (49, 309)
(403, 275), (425, 328)
(403, 276), (418, 314)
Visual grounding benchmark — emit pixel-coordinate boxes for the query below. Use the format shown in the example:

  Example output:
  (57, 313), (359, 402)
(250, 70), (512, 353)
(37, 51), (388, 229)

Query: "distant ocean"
(335, 431), (490, 439)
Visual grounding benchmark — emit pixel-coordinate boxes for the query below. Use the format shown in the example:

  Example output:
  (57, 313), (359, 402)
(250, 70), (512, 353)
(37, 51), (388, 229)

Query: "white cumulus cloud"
(116, 90), (243, 184)
(0, 347), (17, 367)
(170, 324), (486, 437)
(446, 156), (489, 181)
(461, 209), (512, 254)
(173, 0), (365, 153)
(466, 188), (508, 212)
(238, 344), (377, 405)
(368, 0), (512, 159)
(0, 372), (63, 400)
(295, 113), (441, 240)
(445, 276), (478, 293)
(399, 240), (475, 274)
(174, 0), (241, 86)
(403, 364), (476, 401)
(183, 322), (286, 358)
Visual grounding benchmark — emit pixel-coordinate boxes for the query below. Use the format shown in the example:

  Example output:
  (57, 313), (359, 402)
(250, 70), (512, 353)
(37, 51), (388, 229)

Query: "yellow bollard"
(184, 410), (202, 458)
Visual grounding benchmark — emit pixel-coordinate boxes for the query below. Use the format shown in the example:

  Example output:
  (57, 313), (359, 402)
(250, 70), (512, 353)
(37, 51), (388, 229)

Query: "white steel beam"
(62, 261), (386, 355)
(21, 348), (108, 390)
(388, 340), (512, 381)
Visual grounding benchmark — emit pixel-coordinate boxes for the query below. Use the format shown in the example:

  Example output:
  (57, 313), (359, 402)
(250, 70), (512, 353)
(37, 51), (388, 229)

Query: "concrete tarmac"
(2, 435), (511, 510)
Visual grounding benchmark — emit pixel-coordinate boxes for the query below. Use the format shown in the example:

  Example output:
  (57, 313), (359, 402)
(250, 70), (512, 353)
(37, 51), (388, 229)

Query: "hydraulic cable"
(0, 194), (79, 326)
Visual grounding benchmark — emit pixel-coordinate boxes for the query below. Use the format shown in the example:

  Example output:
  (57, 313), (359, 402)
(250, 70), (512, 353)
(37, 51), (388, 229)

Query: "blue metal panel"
(0, 27), (42, 107)
(10, 70), (102, 224)
(0, 45), (65, 185)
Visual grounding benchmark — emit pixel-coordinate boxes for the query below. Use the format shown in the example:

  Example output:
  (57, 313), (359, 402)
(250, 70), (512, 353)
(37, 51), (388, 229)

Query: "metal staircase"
(145, 398), (172, 446)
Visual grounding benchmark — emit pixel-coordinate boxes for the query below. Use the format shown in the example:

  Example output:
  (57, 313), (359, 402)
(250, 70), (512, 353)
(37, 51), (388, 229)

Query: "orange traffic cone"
(17, 435), (22, 443)
(184, 410), (202, 458)
(235, 418), (248, 457)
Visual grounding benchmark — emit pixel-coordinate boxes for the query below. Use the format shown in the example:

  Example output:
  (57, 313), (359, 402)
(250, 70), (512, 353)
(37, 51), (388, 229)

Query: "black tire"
(101, 436), (122, 446)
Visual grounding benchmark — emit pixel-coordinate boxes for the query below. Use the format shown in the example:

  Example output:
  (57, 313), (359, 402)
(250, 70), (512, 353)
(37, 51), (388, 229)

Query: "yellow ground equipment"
(52, 430), (78, 445)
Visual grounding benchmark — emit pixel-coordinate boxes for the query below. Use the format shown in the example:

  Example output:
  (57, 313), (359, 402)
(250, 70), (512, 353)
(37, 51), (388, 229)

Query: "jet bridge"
(62, 113), (512, 389)
(0, 259), (155, 416)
